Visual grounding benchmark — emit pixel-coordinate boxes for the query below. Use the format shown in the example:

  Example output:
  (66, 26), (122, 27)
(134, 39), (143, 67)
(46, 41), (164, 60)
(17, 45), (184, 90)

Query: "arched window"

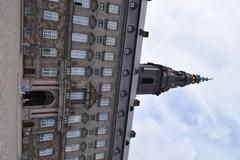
(23, 91), (54, 106)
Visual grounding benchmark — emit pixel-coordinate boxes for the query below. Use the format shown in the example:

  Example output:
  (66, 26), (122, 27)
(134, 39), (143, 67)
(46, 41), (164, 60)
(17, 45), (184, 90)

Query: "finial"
(192, 75), (213, 84)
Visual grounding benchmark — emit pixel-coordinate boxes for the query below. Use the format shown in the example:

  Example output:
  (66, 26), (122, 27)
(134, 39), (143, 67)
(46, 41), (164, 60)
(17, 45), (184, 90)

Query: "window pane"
(43, 29), (58, 39)
(71, 67), (85, 76)
(100, 98), (110, 107)
(74, 0), (90, 8)
(42, 68), (57, 77)
(39, 148), (53, 157)
(66, 130), (81, 138)
(65, 144), (80, 152)
(99, 112), (109, 121)
(68, 115), (82, 123)
(42, 48), (57, 57)
(40, 118), (55, 128)
(96, 139), (106, 148)
(97, 127), (107, 135)
(72, 33), (88, 42)
(65, 157), (80, 160)
(102, 68), (113, 77)
(108, 4), (119, 14)
(105, 36), (116, 46)
(39, 133), (54, 142)
(95, 152), (105, 160)
(101, 83), (111, 92)
(43, 10), (59, 21)
(104, 52), (114, 61)
(107, 21), (118, 30)
(70, 92), (84, 100)
(73, 15), (89, 25)
(71, 50), (87, 59)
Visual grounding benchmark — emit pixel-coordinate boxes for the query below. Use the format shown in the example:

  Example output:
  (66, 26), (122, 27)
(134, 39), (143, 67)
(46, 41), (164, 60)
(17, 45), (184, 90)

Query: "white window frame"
(73, 15), (89, 26)
(65, 144), (80, 152)
(95, 152), (105, 160)
(68, 115), (82, 123)
(66, 130), (81, 138)
(102, 68), (113, 77)
(105, 36), (116, 46)
(96, 139), (106, 148)
(108, 4), (120, 14)
(101, 83), (112, 92)
(98, 112), (109, 121)
(39, 133), (54, 142)
(74, 0), (90, 8)
(42, 68), (57, 77)
(97, 127), (107, 135)
(70, 92), (84, 100)
(40, 118), (55, 128)
(71, 50), (87, 59)
(39, 148), (53, 157)
(42, 47), (57, 57)
(43, 29), (58, 39)
(100, 98), (110, 107)
(72, 33), (88, 42)
(43, 10), (59, 21)
(71, 67), (86, 76)
(107, 20), (118, 30)
(104, 52), (114, 61)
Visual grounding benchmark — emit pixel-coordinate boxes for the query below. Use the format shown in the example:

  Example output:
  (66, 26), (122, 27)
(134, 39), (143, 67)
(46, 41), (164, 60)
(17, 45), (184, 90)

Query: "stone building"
(21, 0), (211, 160)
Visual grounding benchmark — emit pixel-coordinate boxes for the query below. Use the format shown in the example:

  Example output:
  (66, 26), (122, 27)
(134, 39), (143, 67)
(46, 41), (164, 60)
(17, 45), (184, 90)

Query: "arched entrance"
(23, 91), (54, 106)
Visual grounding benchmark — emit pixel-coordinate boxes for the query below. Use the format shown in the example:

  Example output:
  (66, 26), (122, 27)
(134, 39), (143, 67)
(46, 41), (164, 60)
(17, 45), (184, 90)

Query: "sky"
(129, 0), (240, 160)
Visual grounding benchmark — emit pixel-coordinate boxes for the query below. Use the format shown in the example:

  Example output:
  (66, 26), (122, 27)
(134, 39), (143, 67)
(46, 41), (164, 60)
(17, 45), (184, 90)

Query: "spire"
(136, 63), (212, 96)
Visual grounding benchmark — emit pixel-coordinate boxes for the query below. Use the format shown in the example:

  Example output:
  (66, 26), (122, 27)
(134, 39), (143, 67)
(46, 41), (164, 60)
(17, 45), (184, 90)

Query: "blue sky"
(129, 0), (240, 159)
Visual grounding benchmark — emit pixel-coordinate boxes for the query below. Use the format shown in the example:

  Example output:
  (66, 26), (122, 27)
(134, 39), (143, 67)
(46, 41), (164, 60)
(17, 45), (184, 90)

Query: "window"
(102, 68), (113, 77)
(98, 112), (109, 121)
(96, 52), (101, 59)
(66, 130), (81, 138)
(73, 15), (89, 25)
(39, 133), (54, 142)
(100, 3), (105, 10)
(65, 157), (80, 160)
(71, 67), (85, 76)
(108, 4), (119, 14)
(95, 152), (105, 159)
(65, 144), (80, 152)
(42, 68), (57, 77)
(101, 83), (111, 92)
(74, 0), (90, 8)
(97, 127), (107, 135)
(98, 20), (104, 27)
(70, 92), (84, 100)
(42, 48), (57, 57)
(68, 115), (82, 123)
(71, 50), (87, 59)
(97, 36), (102, 43)
(39, 148), (53, 157)
(24, 7), (32, 16)
(72, 33), (88, 42)
(103, 52), (114, 61)
(96, 139), (106, 148)
(105, 36), (116, 46)
(106, 21), (118, 30)
(49, 0), (59, 2)
(100, 98), (110, 107)
(43, 10), (59, 21)
(40, 118), (55, 128)
(43, 29), (58, 39)
(24, 27), (31, 37)
(130, 2), (137, 9)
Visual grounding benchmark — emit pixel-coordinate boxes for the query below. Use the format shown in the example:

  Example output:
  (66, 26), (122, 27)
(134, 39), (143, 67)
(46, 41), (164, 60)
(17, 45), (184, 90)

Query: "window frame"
(41, 47), (57, 57)
(72, 33), (88, 42)
(43, 10), (59, 21)
(101, 83), (112, 92)
(66, 130), (81, 138)
(43, 29), (58, 39)
(39, 148), (53, 157)
(65, 144), (80, 152)
(39, 133), (54, 142)
(42, 68), (57, 77)
(99, 98), (110, 107)
(40, 118), (56, 128)
(73, 15), (89, 26)
(71, 67), (86, 76)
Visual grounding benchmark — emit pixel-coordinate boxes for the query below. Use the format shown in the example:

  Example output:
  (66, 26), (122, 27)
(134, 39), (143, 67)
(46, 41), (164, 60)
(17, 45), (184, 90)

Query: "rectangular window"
(43, 10), (59, 21)
(71, 67), (85, 76)
(66, 157), (80, 160)
(95, 152), (105, 160)
(105, 36), (116, 46)
(73, 15), (89, 25)
(97, 127), (108, 135)
(96, 139), (106, 148)
(39, 148), (53, 157)
(65, 144), (80, 152)
(102, 68), (113, 77)
(43, 29), (58, 39)
(72, 33), (88, 42)
(42, 48), (57, 57)
(101, 83), (111, 92)
(42, 68), (57, 77)
(24, 27), (32, 37)
(70, 92), (84, 100)
(100, 3), (105, 10)
(71, 50), (87, 59)
(74, 0), (90, 8)
(40, 118), (55, 128)
(104, 52), (114, 61)
(39, 133), (54, 142)
(24, 7), (32, 16)
(49, 0), (59, 2)
(66, 130), (81, 138)
(108, 4), (119, 14)
(68, 115), (82, 123)
(106, 20), (118, 30)
(100, 98), (110, 107)
(98, 112), (109, 121)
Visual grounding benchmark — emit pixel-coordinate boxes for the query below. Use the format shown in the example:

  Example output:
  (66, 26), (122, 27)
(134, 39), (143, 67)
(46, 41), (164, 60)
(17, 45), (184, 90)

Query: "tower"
(137, 63), (212, 95)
